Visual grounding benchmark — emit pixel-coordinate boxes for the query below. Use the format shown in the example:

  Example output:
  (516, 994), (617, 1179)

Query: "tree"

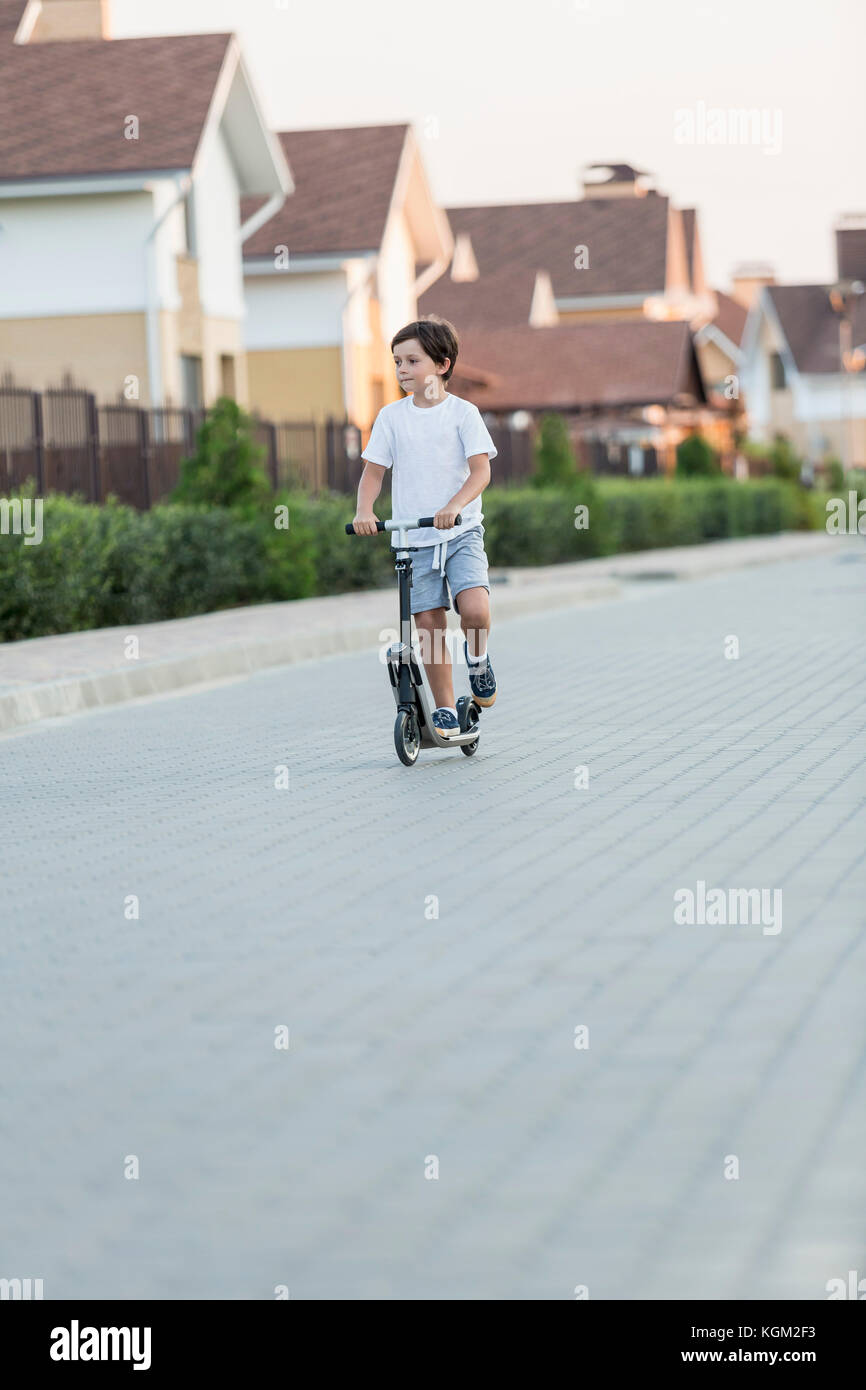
(675, 433), (720, 477)
(170, 397), (272, 513)
(768, 434), (801, 483)
(531, 413), (579, 488)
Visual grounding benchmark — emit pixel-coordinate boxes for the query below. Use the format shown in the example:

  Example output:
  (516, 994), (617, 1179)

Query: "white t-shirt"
(361, 391), (498, 548)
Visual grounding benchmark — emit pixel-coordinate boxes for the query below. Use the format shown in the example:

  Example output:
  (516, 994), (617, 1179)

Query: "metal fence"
(0, 386), (661, 506)
(0, 387), (380, 506)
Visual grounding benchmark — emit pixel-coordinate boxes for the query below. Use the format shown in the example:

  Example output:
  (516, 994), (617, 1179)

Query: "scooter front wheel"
(394, 709), (420, 766)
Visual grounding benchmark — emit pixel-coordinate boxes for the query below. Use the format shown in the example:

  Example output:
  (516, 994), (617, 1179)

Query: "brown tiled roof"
(419, 264), (543, 332)
(0, 32), (233, 180)
(767, 284), (866, 374)
(241, 124), (408, 258)
(711, 289), (748, 348)
(443, 195), (669, 300)
(0, 1), (25, 38)
(450, 320), (704, 412)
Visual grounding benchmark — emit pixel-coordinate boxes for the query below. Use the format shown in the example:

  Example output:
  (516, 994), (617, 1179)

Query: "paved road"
(1, 548), (864, 1300)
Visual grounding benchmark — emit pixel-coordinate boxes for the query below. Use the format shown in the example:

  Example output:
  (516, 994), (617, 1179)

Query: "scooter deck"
(386, 644), (480, 749)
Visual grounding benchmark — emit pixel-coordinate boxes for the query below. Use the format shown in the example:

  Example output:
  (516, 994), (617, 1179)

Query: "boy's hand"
(352, 512), (380, 535)
(433, 507), (460, 529)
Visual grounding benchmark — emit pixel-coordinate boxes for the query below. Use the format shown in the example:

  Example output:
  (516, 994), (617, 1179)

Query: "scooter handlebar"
(345, 514), (463, 535)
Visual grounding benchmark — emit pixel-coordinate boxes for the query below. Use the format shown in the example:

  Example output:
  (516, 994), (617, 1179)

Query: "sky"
(113, 0), (866, 289)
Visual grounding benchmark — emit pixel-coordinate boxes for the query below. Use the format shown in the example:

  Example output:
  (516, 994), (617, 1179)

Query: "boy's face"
(393, 339), (450, 397)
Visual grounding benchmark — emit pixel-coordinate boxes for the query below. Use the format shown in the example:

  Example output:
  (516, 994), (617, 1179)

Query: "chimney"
(581, 163), (653, 199)
(15, 0), (111, 44)
(730, 262), (776, 309)
(835, 215), (866, 284)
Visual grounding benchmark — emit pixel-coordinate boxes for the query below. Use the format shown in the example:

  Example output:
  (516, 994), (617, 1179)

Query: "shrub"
(0, 477), (825, 640)
(675, 434), (720, 478)
(768, 434), (802, 483)
(170, 396), (272, 515)
(824, 458), (845, 492)
(530, 413), (580, 488)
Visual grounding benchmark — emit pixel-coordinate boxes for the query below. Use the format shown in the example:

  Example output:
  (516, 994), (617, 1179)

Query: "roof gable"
(766, 284), (866, 374)
(444, 194), (670, 300)
(241, 123), (409, 258)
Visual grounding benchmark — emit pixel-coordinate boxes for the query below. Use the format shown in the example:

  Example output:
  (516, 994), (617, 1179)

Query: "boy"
(353, 314), (497, 738)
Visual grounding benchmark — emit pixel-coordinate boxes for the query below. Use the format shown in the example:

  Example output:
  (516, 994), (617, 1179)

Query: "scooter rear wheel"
(458, 699), (480, 757)
(394, 709), (420, 766)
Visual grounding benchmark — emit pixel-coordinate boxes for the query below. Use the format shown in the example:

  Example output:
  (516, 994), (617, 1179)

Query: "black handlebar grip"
(346, 513), (462, 535)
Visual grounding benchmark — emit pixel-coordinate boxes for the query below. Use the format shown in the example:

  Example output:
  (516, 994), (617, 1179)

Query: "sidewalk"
(0, 531), (851, 734)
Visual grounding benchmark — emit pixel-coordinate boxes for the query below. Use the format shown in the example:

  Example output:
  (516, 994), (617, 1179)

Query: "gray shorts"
(409, 522), (490, 616)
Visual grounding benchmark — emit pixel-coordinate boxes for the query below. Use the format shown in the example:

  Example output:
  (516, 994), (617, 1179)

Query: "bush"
(530, 413), (580, 488)
(676, 434), (720, 477)
(170, 396), (272, 515)
(0, 476), (825, 641)
(768, 434), (802, 483)
(824, 458), (845, 492)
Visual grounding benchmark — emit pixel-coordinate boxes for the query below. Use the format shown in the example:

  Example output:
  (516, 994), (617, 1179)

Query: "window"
(769, 352), (787, 390)
(180, 355), (203, 409)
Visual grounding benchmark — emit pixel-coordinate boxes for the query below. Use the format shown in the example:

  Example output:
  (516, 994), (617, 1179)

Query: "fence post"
(32, 390), (45, 494)
(314, 419), (323, 495)
(139, 407), (152, 509)
(325, 416), (335, 495)
(262, 420), (277, 490)
(87, 391), (101, 503)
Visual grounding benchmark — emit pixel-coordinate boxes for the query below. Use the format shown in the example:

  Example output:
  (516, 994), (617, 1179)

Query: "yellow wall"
(696, 339), (738, 394)
(0, 312), (149, 402)
(0, 310), (247, 409)
(557, 306), (646, 324)
(246, 346), (345, 422)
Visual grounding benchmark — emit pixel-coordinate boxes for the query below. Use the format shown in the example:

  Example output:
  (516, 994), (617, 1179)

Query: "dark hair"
(391, 315), (459, 383)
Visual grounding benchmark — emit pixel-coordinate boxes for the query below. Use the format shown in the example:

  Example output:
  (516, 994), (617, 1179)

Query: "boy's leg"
(454, 587), (491, 661)
(414, 607), (456, 710)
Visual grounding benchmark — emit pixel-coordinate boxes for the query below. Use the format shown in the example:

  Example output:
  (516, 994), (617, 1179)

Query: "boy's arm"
(436, 454), (491, 526)
(354, 461), (387, 530)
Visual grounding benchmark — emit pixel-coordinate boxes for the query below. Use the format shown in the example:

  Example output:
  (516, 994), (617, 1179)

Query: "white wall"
(192, 125), (245, 321)
(377, 208), (416, 339)
(242, 269), (348, 349)
(0, 189), (155, 316)
(795, 373), (866, 421)
(742, 310), (781, 434)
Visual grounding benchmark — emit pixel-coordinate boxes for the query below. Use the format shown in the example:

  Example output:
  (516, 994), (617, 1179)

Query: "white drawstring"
(432, 538), (449, 573)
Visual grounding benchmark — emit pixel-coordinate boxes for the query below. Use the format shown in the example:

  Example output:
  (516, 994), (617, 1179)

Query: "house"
(422, 163), (715, 332)
(418, 163), (717, 471)
(694, 288), (748, 399)
(449, 319), (708, 474)
(239, 123), (453, 431)
(740, 219), (866, 469)
(0, 0), (292, 409)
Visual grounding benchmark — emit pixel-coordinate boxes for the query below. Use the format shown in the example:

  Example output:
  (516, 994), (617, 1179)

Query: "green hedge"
(0, 477), (822, 641)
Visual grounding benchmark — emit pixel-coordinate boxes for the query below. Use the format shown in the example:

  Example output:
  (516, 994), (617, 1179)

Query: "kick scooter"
(345, 513), (483, 766)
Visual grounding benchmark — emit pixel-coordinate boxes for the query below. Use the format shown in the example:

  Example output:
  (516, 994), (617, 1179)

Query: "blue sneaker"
(464, 641), (497, 707)
(432, 707), (461, 738)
